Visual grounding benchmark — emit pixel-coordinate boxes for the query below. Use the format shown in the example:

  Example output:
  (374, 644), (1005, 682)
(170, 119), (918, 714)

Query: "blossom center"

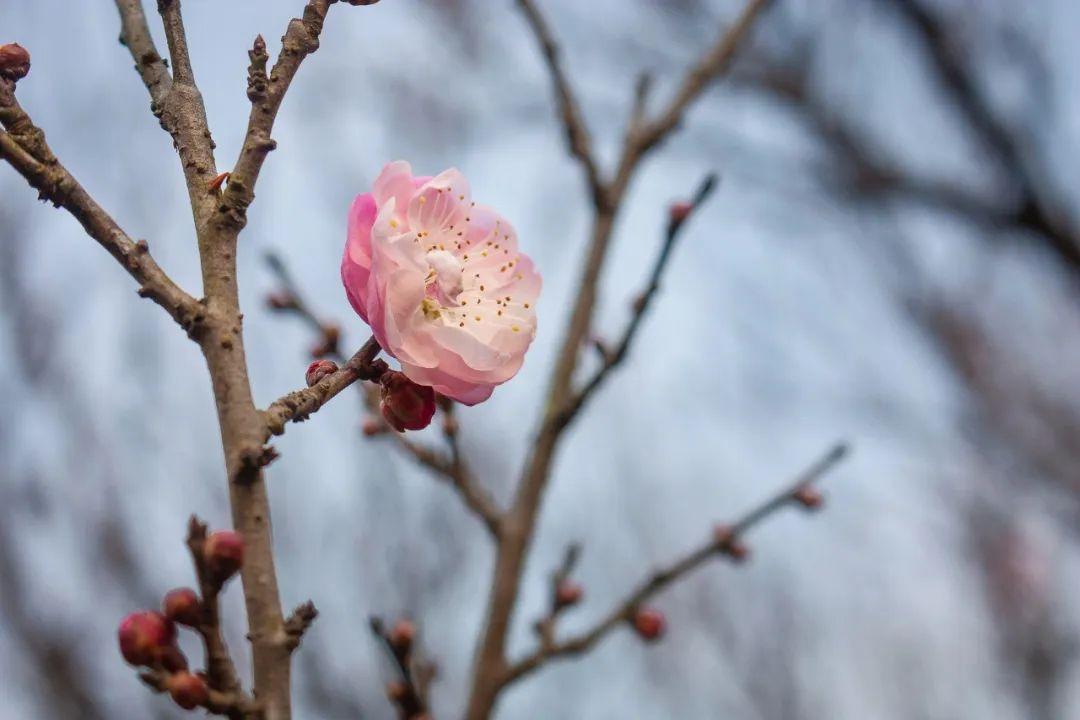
(423, 249), (464, 310)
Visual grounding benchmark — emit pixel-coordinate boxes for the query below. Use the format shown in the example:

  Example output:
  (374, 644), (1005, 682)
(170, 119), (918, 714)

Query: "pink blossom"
(342, 161), (541, 405)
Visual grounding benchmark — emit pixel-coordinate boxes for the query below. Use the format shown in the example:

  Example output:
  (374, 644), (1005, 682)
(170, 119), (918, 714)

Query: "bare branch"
(631, 0), (773, 158)
(114, 0), (172, 111)
(221, 0), (339, 232)
(556, 173), (718, 430)
(502, 442), (850, 686)
(516, 0), (605, 206)
(0, 82), (203, 335)
(263, 336), (386, 436)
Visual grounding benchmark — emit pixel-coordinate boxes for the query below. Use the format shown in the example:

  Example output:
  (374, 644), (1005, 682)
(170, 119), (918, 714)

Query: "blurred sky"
(0, 1), (1078, 718)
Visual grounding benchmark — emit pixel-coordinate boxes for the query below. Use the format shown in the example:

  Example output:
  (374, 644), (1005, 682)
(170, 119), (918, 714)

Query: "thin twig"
(114, 0), (173, 111)
(516, 0), (605, 206)
(502, 442), (850, 686)
(465, 5), (772, 717)
(556, 173), (718, 430)
(0, 84), (203, 336)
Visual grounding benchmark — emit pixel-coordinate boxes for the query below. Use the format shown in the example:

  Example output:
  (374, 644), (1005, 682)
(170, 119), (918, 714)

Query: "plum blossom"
(342, 161), (541, 405)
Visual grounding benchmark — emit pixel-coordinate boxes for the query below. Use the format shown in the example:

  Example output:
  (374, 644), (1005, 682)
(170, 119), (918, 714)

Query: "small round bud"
(361, 417), (385, 437)
(168, 671), (209, 710)
(554, 580), (584, 608)
(309, 323), (341, 358)
(163, 588), (201, 627)
(632, 607), (666, 641)
(204, 530), (245, 581)
(713, 525), (750, 563)
(668, 201), (693, 224)
(793, 486), (824, 510)
(118, 611), (176, 666)
(386, 680), (409, 703)
(0, 43), (31, 81)
(389, 619), (416, 653)
(380, 372), (436, 432)
(305, 359), (339, 387)
(265, 291), (297, 311)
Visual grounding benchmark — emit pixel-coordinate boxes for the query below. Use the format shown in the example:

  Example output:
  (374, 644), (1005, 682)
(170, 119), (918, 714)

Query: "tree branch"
(555, 173), (718, 431)
(516, 0), (604, 206)
(464, 5), (771, 717)
(502, 442), (850, 686)
(220, 0), (338, 233)
(0, 81), (203, 335)
(114, 0), (173, 112)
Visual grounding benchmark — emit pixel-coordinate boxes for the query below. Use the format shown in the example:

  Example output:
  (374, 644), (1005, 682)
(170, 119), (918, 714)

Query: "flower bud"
(163, 588), (201, 627)
(632, 607), (666, 641)
(389, 619), (416, 653)
(309, 323), (341, 358)
(361, 417), (385, 437)
(793, 486), (824, 510)
(380, 372), (436, 432)
(0, 43), (31, 81)
(554, 580), (584, 608)
(386, 680), (409, 703)
(713, 525), (750, 563)
(305, 359), (339, 387)
(168, 671), (209, 710)
(265, 291), (297, 311)
(204, 530), (244, 581)
(118, 611), (176, 666)
(668, 201), (693, 225)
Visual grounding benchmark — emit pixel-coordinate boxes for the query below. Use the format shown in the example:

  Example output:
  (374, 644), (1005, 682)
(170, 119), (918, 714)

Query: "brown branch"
(464, 5), (771, 718)
(883, 0), (1080, 276)
(0, 82), (203, 336)
(139, 669), (261, 719)
(114, 0), (173, 112)
(516, 0), (604, 206)
(263, 336), (387, 436)
(369, 617), (433, 720)
(220, 0), (341, 233)
(184, 518), (249, 708)
(556, 173), (718, 431)
(501, 442), (850, 686)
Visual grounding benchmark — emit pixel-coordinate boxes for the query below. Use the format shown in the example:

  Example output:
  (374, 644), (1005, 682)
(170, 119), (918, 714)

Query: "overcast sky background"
(0, 1), (1078, 718)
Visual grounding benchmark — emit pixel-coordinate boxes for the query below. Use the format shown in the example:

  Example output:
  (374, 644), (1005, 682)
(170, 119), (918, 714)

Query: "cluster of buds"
(631, 607), (667, 641)
(373, 617), (431, 719)
(0, 43), (30, 81)
(379, 371), (436, 432)
(117, 528), (244, 711)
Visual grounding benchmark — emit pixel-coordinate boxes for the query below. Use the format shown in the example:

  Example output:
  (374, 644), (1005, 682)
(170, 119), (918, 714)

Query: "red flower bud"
(632, 607), (666, 641)
(380, 372), (436, 432)
(305, 359), (339, 387)
(168, 671), (209, 710)
(389, 619), (416, 653)
(0, 43), (31, 81)
(163, 588), (201, 627)
(555, 580), (584, 608)
(669, 201), (693, 225)
(118, 611), (176, 666)
(793, 486), (824, 510)
(204, 530), (244, 581)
